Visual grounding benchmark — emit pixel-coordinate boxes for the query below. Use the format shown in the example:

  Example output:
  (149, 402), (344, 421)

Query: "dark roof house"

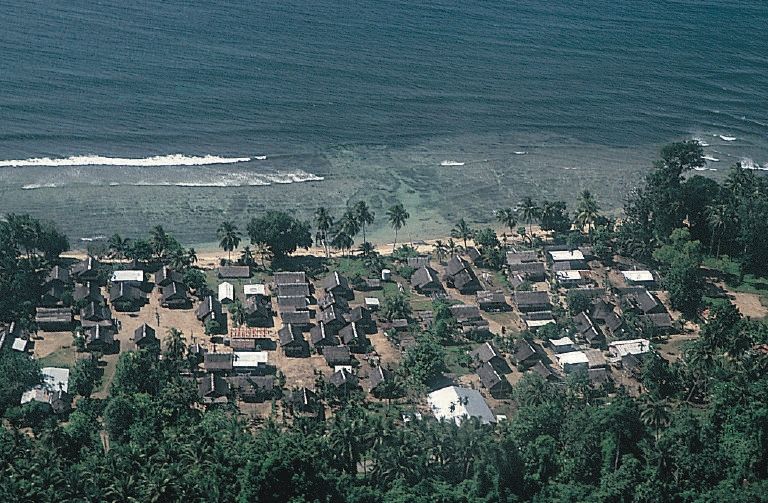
(156, 267), (183, 287)
(196, 296), (223, 322)
(199, 373), (229, 404)
(133, 323), (157, 348)
(160, 282), (191, 309)
(410, 266), (443, 295)
(443, 256), (482, 294)
(471, 341), (511, 373)
(321, 272), (353, 300)
(218, 266), (251, 279)
(477, 291), (508, 311)
(204, 352), (235, 372)
(309, 322), (338, 348)
(70, 257), (101, 283)
(278, 324), (307, 357)
(514, 291), (551, 312)
(323, 345), (351, 367)
(477, 362), (512, 397)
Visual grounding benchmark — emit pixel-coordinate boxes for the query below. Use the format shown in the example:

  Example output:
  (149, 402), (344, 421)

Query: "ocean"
(1, 0), (766, 245)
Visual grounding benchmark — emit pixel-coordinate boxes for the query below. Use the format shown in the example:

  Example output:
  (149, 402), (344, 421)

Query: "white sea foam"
(80, 235), (106, 242)
(514, 151), (527, 155)
(440, 160), (465, 166)
(21, 183), (59, 190)
(0, 154), (251, 168)
(719, 135), (736, 142)
(254, 155), (267, 160)
(739, 158), (767, 171)
(702, 155), (720, 162)
(693, 167), (707, 171)
(692, 137), (709, 147)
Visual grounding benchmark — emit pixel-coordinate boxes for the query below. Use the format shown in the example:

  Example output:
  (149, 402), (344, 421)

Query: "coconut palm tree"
(217, 221), (241, 263)
(495, 208), (518, 237)
(640, 397), (671, 442)
(240, 246), (255, 267)
(314, 207), (334, 257)
(341, 208), (361, 239)
(432, 240), (448, 264)
(517, 197), (541, 235)
(149, 225), (171, 260)
(186, 248), (197, 266)
(574, 190), (601, 241)
(107, 234), (130, 260)
(705, 203), (732, 258)
(358, 241), (376, 258)
(451, 218), (474, 251)
(254, 242), (273, 268)
(164, 328), (186, 362)
(446, 238), (461, 258)
(331, 229), (354, 257)
(354, 201), (375, 245)
(386, 203), (409, 250)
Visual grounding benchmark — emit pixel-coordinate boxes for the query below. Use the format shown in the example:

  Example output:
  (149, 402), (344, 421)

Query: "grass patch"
(94, 357), (118, 394)
(444, 343), (474, 376)
(37, 346), (77, 369)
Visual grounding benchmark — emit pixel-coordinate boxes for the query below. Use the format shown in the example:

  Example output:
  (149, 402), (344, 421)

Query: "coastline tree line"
(1, 142), (768, 500)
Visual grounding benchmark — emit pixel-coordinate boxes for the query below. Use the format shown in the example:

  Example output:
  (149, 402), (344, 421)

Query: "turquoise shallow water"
(0, 0), (766, 242)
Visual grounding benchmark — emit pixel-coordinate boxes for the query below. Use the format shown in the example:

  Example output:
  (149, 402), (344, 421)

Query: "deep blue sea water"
(0, 0), (767, 241)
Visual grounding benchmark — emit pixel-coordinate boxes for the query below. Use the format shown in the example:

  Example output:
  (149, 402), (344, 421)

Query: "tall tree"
(451, 218), (474, 251)
(314, 207), (334, 258)
(217, 221), (242, 263)
(353, 201), (375, 245)
(386, 203), (409, 250)
(574, 190), (601, 241)
(247, 211), (312, 260)
(517, 197), (541, 235)
(496, 208), (518, 237)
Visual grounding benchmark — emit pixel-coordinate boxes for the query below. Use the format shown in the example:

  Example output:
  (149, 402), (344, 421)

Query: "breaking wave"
(0, 154), (252, 168)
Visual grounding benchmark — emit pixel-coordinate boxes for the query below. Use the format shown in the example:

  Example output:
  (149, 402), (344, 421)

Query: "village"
(10, 228), (700, 426)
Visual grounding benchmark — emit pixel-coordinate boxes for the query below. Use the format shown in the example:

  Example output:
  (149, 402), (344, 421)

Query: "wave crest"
(0, 154), (251, 168)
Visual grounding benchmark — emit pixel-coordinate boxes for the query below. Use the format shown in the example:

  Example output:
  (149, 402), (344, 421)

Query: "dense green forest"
(1, 142), (768, 502)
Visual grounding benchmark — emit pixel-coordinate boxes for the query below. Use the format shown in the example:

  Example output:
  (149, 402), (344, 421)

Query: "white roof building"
(11, 338), (27, 352)
(365, 297), (381, 309)
(525, 318), (555, 328)
(111, 270), (144, 283)
(622, 270), (655, 283)
(42, 367), (69, 393)
(218, 282), (235, 303)
(556, 270), (582, 282)
(550, 336), (575, 353)
(557, 351), (590, 372)
(608, 339), (651, 358)
(232, 351), (268, 369)
(549, 250), (584, 262)
(428, 386), (496, 426)
(244, 284), (267, 297)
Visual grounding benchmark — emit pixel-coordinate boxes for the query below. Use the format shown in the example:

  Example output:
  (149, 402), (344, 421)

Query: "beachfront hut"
(70, 257), (102, 284)
(155, 267), (183, 287)
(218, 266), (251, 279)
(321, 272), (354, 300)
(410, 266), (443, 295)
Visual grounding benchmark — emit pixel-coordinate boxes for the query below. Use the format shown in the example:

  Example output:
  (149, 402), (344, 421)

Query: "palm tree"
(574, 190), (601, 242)
(228, 298), (246, 327)
(164, 328), (186, 361)
(240, 246), (255, 267)
(386, 203), (409, 250)
(446, 238), (460, 258)
(451, 218), (474, 251)
(314, 207), (334, 257)
(432, 240), (448, 264)
(168, 248), (189, 271)
(107, 233), (130, 260)
(331, 229), (354, 257)
(705, 204), (731, 258)
(341, 208), (361, 239)
(254, 242), (273, 268)
(149, 225), (170, 260)
(186, 248), (197, 266)
(640, 397), (671, 442)
(354, 201), (375, 245)
(495, 208), (517, 237)
(517, 197), (541, 235)
(358, 241), (376, 258)
(217, 221), (241, 263)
